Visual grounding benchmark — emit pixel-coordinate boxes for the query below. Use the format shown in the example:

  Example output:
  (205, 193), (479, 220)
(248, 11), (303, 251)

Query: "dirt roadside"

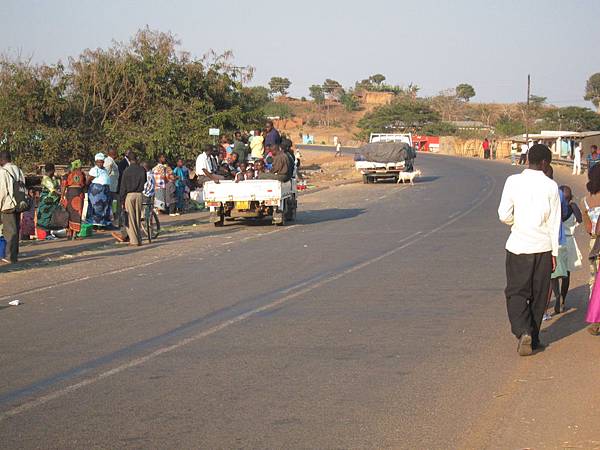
(454, 158), (600, 449)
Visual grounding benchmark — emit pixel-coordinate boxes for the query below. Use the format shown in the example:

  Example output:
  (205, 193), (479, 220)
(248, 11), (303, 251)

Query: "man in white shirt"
(195, 144), (223, 186)
(498, 144), (561, 356)
(0, 150), (26, 264)
(572, 141), (582, 175)
(519, 142), (528, 165)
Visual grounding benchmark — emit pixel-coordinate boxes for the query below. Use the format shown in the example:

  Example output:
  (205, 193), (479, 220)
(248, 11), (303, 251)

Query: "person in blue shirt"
(264, 120), (281, 148)
(587, 145), (600, 176)
(172, 158), (189, 215)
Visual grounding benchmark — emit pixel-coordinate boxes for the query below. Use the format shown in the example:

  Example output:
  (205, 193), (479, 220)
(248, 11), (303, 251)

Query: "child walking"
(551, 185), (583, 313)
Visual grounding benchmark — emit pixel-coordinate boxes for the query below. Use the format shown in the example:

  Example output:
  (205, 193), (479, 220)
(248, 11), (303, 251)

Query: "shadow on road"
(542, 285), (589, 345)
(296, 208), (366, 225)
(417, 176), (441, 184)
(0, 226), (237, 275)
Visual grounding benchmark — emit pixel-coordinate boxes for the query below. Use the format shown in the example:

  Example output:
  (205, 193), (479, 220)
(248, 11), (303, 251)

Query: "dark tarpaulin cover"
(356, 142), (413, 163)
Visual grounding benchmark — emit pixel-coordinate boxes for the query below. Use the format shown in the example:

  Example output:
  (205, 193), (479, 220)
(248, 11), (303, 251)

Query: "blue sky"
(1, 0), (599, 106)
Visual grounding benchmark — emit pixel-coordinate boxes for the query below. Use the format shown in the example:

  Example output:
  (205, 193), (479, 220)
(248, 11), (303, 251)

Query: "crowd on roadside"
(498, 143), (600, 357)
(0, 120), (300, 264)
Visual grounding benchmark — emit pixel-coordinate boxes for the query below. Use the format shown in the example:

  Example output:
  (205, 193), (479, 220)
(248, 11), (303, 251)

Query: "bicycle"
(141, 196), (160, 243)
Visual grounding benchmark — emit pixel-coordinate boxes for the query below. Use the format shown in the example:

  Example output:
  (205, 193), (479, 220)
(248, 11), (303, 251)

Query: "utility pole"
(525, 74), (530, 148)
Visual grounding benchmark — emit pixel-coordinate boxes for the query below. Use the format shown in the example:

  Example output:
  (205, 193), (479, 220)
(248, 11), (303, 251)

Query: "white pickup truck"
(356, 133), (414, 183)
(203, 179), (298, 226)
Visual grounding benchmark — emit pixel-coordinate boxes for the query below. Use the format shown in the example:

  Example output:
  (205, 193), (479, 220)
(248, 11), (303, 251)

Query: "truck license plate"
(235, 201), (250, 210)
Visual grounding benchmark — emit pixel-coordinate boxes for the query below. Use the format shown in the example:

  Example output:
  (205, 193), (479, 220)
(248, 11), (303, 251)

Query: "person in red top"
(482, 138), (491, 159)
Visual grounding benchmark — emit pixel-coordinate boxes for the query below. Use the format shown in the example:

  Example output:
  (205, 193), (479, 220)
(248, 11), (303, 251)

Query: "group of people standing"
(0, 120), (296, 264)
(499, 143), (600, 357)
(482, 138), (499, 160)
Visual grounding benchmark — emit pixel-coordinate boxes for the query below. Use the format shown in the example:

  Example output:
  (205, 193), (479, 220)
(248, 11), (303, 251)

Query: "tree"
(357, 98), (442, 134)
(268, 76), (291, 96)
(541, 106), (600, 131)
(430, 89), (462, 121)
(340, 90), (361, 112)
(323, 79), (343, 100)
(369, 74), (386, 85)
(456, 83), (476, 102)
(309, 84), (325, 104)
(494, 115), (525, 137)
(0, 28), (267, 169)
(529, 94), (547, 105)
(584, 73), (600, 109)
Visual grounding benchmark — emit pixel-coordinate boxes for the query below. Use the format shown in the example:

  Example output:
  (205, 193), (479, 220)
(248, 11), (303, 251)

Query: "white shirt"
(196, 152), (213, 175)
(520, 143), (528, 155)
(574, 144), (582, 162)
(104, 155), (120, 192)
(88, 166), (110, 185)
(0, 163), (25, 212)
(498, 169), (561, 257)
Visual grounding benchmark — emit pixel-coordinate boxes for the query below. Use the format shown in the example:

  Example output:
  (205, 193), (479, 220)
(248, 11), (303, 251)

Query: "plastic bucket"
(78, 223), (94, 238)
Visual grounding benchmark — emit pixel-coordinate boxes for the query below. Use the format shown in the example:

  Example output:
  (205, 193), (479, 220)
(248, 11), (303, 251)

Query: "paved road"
(0, 154), (585, 448)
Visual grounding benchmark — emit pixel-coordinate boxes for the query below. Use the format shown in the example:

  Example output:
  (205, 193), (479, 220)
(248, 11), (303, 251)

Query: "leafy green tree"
(422, 121), (458, 136)
(262, 102), (293, 119)
(456, 83), (476, 102)
(584, 73), (600, 109)
(529, 94), (547, 105)
(340, 90), (361, 112)
(357, 98), (441, 134)
(494, 115), (526, 137)
(369, 74), (386, 85)
(323, 79), (343, 100)
(541, 106), (600, 131)
(0, 28), (266, 169)
(268, 76), (291, 96)
(309, 85), (325, 104)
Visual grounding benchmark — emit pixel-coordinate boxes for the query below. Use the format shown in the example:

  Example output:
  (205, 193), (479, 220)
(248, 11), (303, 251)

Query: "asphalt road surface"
(0, 154), (579, 448)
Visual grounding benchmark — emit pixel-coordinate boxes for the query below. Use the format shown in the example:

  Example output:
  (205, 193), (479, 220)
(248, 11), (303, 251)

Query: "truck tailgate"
(204, 180), (293, 202)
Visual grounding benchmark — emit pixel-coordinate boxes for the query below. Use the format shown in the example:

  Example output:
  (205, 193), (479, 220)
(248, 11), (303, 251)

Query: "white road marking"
(0, 175), (496, 421)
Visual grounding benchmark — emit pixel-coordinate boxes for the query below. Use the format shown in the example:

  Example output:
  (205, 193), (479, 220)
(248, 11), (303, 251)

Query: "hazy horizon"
(1, 0), (599, 108)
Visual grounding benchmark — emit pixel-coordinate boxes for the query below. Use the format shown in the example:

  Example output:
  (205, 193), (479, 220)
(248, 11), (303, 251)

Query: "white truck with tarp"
(355, 133), (416, 183)
(203, 179), (298, 226)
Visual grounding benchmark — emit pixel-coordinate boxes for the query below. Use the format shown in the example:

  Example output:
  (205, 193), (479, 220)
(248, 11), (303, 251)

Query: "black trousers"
(484, 149), (490, 159)
(505, 251), (552, 344)
(1, 211), (20, 263)
(519, 154), (527, 165)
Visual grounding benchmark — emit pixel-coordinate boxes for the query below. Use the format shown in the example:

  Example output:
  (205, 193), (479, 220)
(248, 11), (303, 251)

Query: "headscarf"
(94, 153), (106, 161)
(70, 159), (82, 170)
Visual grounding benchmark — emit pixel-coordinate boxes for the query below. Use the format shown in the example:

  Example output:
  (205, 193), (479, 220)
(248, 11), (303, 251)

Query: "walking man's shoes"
(517, 333), (533, 356)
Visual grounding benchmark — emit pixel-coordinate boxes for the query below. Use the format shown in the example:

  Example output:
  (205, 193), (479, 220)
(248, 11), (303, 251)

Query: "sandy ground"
(299, 151), (362, 188)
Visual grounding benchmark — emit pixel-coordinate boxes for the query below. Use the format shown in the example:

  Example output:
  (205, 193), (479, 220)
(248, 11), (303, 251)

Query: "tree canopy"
(357, 98), (448, 136)
(0, 28), (268, 169)
(541, 106), (600, 132)
(584, 73), (600, 108)
(323, 79), (343, 100)
(309, 85), (325, 104)
(456, 83), (476, 102)
(268, 76), (291, 96)
(369, 74), (386, 85)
